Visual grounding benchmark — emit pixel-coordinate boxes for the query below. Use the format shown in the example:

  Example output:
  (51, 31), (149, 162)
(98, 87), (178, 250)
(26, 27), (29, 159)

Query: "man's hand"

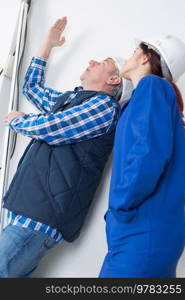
(3, 111), (25, 126)
(37, 17), (67, 60)
(46, 17), (67, 48)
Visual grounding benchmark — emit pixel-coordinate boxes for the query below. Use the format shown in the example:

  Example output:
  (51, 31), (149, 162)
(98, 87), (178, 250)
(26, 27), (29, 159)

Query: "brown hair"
(140, 42), (185, 127)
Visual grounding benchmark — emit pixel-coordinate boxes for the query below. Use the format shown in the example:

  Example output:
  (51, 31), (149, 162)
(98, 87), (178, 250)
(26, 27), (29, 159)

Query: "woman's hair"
(140, 42), (185, 127)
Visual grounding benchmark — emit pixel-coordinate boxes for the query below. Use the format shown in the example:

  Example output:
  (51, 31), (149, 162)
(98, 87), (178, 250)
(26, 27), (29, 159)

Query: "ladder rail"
(0, 0), (30, 232)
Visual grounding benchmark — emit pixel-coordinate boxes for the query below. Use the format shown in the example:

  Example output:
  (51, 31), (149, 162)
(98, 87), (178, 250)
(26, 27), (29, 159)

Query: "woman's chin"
(121, 72), (130, 80)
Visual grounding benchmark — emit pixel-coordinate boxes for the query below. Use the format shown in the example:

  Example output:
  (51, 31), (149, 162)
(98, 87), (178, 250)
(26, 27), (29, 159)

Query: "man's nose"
(89, 60), (99, 67)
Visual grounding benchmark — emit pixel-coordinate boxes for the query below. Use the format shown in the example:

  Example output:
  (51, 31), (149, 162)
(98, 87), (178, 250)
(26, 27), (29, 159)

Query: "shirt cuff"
(30, 56), (47, 69)
(8, 115), (25, 130)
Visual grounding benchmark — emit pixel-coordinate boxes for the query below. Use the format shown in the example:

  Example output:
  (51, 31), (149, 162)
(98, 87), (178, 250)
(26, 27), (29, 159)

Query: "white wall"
(0, 0), (185, 277)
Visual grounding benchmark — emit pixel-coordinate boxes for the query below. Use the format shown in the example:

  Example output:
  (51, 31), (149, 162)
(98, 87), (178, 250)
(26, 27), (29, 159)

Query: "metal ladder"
(0, 0), (32, 232)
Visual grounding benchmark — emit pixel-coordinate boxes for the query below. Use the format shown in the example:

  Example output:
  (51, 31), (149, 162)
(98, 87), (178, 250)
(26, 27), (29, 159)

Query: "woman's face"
(121, 47), (145, 79)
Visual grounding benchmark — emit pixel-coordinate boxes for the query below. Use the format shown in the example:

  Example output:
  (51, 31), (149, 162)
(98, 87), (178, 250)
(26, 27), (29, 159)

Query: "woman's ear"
(141, 53), (151, 65)
(107, 75), (121, 86)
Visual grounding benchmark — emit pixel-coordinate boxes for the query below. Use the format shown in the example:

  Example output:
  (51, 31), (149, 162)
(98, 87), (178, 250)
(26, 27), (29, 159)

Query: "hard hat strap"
(160, 56), (173, 80)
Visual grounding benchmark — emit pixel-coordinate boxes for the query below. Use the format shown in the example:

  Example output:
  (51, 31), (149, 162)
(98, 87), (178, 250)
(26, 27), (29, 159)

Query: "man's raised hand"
(46, 17), (67, 48)
(37, 17), (67, 60)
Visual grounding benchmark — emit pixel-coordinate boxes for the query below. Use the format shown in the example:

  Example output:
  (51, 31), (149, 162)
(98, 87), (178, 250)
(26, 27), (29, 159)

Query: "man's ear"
(107, 75), (121, 86)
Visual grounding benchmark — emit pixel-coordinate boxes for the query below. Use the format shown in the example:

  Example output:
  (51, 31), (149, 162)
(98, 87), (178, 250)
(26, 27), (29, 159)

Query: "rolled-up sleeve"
(22, 56), (63, 113)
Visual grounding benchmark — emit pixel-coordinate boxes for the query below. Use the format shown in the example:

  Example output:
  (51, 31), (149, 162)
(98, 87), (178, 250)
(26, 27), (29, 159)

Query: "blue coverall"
(99, 75), (185, 278)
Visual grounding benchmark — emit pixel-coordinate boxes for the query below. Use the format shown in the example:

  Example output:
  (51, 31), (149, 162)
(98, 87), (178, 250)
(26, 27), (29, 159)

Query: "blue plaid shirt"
(7, 211), (63, 242)
(7, 56), (119, 242)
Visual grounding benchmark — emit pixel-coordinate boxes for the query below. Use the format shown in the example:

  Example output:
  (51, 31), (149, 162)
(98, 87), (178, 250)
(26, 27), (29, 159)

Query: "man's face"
(80, 58), (118, 86)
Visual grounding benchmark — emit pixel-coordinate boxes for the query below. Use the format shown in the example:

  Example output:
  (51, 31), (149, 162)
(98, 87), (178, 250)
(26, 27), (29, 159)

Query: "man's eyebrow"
(103, 58), (115, 66)
(104, 57), (112, 62)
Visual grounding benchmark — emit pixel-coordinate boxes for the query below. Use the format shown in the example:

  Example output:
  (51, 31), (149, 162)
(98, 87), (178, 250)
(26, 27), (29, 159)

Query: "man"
(0, 17), (132, 277)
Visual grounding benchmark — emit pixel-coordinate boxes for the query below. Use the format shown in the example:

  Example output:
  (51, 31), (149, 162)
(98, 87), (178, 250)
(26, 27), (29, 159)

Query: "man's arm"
(23, 17), (68, 113)
(5, 95), (119, 145)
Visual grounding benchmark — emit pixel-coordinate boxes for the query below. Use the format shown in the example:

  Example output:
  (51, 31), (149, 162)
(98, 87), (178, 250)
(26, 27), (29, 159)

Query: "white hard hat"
(135, 35), (185, 82)
(111, 57), (134, 105)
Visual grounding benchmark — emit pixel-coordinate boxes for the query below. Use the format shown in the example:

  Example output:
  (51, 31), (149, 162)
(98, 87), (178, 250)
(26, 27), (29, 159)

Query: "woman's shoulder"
(138, 74), (174, 92)
(139, 74), (165, 84)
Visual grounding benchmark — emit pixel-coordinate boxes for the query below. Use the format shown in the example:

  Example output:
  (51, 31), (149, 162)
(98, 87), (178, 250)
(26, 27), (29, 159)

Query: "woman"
(99, 35), (185, 278)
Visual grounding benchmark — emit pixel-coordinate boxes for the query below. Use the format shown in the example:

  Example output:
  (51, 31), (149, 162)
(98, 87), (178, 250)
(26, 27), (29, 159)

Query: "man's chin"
(80, 73), (85, 81)
(80, 68), (90, 80)
(80, 74), (88, 82)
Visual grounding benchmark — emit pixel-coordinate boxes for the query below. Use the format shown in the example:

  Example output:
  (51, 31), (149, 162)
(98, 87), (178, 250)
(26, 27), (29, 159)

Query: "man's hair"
(110, 67), (123, 102)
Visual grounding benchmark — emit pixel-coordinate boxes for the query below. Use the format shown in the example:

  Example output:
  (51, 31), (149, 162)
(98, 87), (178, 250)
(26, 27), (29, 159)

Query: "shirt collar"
(74, 86), (84, 92)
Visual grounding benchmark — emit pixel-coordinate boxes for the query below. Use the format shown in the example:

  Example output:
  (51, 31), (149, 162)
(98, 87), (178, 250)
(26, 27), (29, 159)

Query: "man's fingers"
(3, 116), (8, 126)
(59, 36), (66, 46)
(53, 18), (62, 29)
(59, 23), (67, 33)
(58, 17), (67, 30)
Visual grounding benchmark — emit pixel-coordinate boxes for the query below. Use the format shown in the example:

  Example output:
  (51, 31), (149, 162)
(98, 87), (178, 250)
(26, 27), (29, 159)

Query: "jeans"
(0, 224), (61, 277)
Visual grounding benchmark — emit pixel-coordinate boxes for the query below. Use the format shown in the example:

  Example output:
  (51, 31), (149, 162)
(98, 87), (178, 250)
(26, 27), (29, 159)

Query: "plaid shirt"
(8, 57), (119, 145)
(7, 56), (120, 242)
(7, 210), (63, 242)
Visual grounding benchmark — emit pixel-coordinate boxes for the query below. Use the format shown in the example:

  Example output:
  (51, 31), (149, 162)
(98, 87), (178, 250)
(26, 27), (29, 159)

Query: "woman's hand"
(37, 17), (67, 60)
(3, 111), (25, 126)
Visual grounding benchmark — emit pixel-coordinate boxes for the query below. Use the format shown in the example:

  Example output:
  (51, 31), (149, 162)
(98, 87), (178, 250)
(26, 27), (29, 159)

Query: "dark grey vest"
(3, 89), (121, 242)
